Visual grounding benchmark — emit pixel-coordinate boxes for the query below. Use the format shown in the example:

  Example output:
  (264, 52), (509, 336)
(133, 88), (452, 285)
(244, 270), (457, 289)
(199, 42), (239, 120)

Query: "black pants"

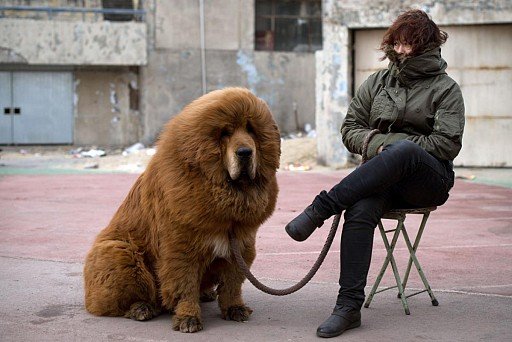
(310, 140), (454, 309)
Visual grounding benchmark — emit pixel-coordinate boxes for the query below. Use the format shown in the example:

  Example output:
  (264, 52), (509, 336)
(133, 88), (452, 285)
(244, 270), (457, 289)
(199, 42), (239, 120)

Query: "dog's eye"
(246, 122), (255, 134)
(220, 128), (231, 138)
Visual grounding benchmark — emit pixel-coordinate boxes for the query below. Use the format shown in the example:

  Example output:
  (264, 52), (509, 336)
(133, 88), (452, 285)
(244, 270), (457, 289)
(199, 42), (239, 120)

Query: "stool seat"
(364, 206), (438, 315)
(382, 207), (437, 219)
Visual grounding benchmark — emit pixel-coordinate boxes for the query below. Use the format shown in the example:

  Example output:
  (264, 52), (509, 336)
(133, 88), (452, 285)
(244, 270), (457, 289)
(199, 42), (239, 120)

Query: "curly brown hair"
(380, 9), (448, 58)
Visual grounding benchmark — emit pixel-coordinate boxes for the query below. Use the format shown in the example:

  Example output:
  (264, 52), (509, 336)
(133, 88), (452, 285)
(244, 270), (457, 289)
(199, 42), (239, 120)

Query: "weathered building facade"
(317, 0), (512, 167)
(141, 0), (321, 142)
(0, 0), (147, 147)
(1, 1), (511, 167)
(0, 0), (320, 147)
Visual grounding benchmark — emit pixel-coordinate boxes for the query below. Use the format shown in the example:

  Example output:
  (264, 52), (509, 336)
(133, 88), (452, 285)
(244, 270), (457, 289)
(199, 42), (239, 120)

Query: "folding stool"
(364, 207), (439, 315)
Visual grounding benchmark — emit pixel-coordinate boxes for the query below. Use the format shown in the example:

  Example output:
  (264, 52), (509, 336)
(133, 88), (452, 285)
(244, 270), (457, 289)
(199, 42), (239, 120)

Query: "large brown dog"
(84, 87), (280, 333)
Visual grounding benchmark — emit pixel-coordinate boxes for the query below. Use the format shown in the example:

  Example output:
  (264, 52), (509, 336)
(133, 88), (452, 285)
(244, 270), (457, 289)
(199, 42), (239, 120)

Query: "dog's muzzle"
(228, 147), (256, 181)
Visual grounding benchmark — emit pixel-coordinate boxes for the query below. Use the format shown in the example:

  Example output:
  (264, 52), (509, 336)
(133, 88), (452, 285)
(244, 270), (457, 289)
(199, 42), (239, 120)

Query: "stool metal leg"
(401, 212), (429, 291)
(364, 221), (388, 309)
(364, 221), (396, 308)
(388, 217), (410, 314)
(364, 216), (410, 315)
(400, 216), (439, 306)
(365, 209), (438, 314)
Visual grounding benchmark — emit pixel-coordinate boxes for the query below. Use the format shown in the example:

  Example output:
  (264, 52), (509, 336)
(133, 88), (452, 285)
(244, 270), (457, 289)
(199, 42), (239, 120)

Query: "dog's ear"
(272, 123), (280, 137)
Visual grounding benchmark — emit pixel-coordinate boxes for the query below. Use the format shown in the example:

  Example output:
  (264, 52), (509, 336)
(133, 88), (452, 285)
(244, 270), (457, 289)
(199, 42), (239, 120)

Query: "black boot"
(316, 305), (361, 338)
(285, 205), (324, 242)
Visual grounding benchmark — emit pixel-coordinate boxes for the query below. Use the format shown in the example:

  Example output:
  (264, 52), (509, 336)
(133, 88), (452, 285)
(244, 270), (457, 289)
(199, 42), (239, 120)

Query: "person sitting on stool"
(286, 9), (465, 338)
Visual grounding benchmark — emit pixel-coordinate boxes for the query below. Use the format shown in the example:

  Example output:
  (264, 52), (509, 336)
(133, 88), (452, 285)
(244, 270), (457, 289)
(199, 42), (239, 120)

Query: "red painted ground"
(1, 171), (512, 341)
(1, 171), (511, 297)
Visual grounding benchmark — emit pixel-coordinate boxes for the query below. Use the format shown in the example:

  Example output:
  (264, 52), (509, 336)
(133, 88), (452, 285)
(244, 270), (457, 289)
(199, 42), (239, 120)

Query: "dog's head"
(159, 87), (281, 186)
(222, 122), (258, 182)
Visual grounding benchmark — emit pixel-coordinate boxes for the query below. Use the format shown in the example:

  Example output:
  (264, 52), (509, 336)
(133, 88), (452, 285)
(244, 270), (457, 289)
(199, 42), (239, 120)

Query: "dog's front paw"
(172, 315), (203, 333)
(222, 305), (253, 322)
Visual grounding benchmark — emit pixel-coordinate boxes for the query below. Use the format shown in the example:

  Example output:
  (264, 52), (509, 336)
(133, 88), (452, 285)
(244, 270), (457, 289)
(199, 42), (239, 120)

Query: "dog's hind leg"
(124, 301), (162, 321)
(200, 285), (218, 303)
(84, 239), (159, 320)
(200, 267), (220, 302)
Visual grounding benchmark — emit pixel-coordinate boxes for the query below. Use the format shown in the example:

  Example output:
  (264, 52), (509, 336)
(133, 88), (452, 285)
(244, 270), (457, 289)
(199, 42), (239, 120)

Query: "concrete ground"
(1, 162), (511, 341)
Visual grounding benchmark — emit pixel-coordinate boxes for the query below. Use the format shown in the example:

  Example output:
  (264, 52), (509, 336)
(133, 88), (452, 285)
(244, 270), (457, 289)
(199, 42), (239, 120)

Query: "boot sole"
(316, 320), (361, 338)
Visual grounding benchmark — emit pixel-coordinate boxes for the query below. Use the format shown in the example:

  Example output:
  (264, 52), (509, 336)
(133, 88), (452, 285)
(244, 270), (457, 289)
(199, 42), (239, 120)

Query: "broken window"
(255, 0), (322, 52)
(102, 0), (136, 21)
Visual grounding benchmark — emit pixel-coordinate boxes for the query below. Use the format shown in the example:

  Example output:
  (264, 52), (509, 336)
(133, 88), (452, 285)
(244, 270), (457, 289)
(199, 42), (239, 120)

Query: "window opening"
(255, 0), (322, 52)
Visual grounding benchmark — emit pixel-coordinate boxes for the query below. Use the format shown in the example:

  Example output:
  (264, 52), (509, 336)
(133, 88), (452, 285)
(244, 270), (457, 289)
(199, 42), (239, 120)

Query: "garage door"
(0, 71), (73, 144)
(354, 25), (512, 167)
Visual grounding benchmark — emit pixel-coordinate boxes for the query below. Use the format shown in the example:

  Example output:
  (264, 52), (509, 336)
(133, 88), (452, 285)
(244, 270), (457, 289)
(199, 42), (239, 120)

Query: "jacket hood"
(386, 47), (447, 86)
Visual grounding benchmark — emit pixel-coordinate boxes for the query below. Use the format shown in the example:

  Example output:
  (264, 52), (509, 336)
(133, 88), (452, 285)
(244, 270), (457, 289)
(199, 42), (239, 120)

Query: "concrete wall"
(252, 52), (316, 133)
(74, 69), (141, 147)
(318, 0), (512, 167)
(315, 26), (351, 168)
(0, 19), (147, 65)
(140, 0), (317, 144)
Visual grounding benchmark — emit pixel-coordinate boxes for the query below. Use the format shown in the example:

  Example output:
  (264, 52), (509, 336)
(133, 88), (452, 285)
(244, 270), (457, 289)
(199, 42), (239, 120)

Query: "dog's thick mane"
(141, 88), (280, 230)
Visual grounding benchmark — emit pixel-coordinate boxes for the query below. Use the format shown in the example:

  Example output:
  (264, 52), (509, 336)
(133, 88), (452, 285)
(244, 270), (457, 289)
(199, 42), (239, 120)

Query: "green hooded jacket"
(341, 47), (465, 161)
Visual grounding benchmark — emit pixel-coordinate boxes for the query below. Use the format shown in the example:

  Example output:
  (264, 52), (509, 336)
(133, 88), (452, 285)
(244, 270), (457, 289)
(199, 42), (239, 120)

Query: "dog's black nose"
(236, 147), (252, 158)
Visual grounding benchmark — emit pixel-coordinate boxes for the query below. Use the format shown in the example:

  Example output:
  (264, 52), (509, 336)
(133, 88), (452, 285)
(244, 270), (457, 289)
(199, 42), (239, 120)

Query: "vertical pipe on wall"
(199, 0), (207, 95)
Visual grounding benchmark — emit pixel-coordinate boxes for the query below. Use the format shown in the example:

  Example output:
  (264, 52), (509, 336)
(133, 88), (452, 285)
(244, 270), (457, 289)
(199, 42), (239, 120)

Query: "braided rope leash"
(229, 214), (340, 296)
(229, 128), (381, 296)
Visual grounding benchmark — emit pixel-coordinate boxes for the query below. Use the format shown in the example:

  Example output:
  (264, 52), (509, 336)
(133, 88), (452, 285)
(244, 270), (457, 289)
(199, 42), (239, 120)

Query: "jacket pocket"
(370, 89), (396, 127)
(434, 109), (463, 139)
